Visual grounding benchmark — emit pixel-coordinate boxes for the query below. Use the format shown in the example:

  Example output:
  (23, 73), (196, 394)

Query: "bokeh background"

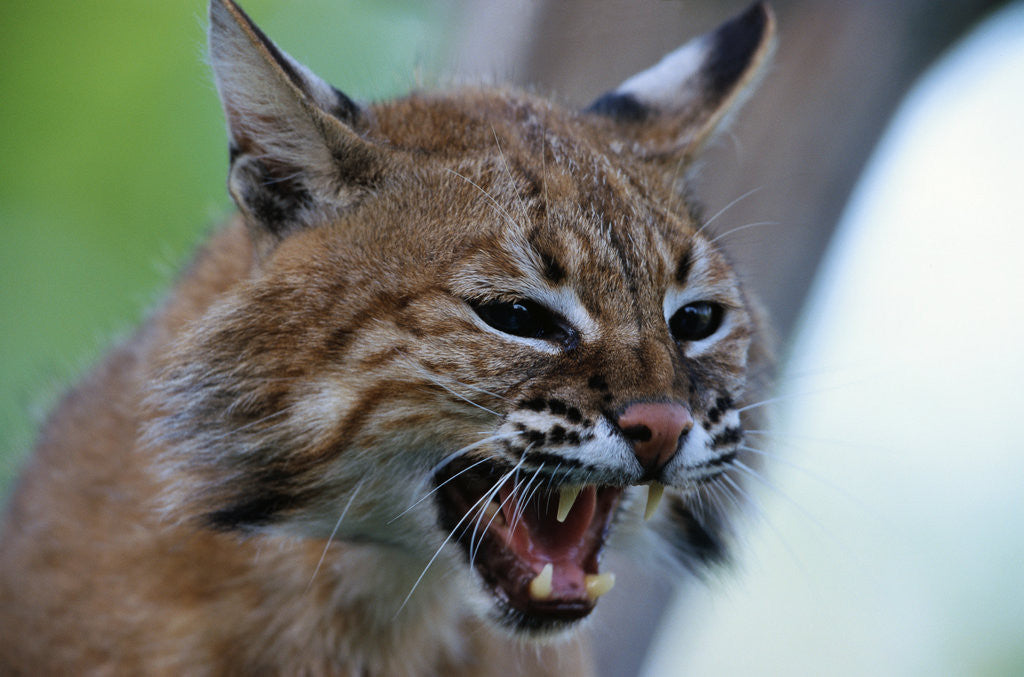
(2, 1), (1021, 675)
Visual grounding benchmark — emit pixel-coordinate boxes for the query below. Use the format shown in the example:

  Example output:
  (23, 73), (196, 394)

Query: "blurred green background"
(0, 0), (454, 489)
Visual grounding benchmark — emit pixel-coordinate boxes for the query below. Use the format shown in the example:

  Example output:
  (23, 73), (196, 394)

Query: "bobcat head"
(151, 0), (774, 636)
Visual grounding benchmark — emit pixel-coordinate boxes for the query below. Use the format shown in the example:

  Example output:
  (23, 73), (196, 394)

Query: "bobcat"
(0, 1), (774, 674)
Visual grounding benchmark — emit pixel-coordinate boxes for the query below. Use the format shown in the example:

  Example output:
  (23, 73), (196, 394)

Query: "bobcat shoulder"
(0, 1), (775, 674)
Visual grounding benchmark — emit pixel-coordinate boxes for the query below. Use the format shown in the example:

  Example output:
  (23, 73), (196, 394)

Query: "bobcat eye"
(669, 301), (724, 342)
(470, 299), (577, 348)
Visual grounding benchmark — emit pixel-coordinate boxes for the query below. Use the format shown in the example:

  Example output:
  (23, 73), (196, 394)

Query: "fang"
(528, 563), (554, 600)
(584, 572), (616, 600)
(644, 482), (665, 521)
(556, 485), (582, 523)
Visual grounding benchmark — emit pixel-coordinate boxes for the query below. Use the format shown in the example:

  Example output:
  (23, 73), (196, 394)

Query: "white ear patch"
(615, 38), (709, 109)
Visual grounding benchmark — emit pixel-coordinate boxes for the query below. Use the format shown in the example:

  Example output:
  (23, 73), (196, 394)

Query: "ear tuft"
(208, 0), (385, 247)
(586, 2), (775, 159)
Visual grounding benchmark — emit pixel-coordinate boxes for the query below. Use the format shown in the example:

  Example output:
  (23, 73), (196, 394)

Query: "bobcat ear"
(586, 2), (775, 160)
(209, 0), (384, 247)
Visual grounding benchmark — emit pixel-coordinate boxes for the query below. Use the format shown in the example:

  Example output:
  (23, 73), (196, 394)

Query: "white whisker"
(719, 471), (808, 574)
(395, 455), (526, 617)
(491, 126), (531, 223)
(735, 387), (838, 414)
(469, 470), (521, 567)
(201, 405), (294, 444)
(306, 479), (365, 592)
(508, 464), (546, 538)
(731, 459), (827, 534)
(400, 358), (505, 417)
(706, 220), (779, 246)
(697, 186), (763, 235)
(445, 167), (520, 232)
(426, 376), (501, 417)
(738, 445), (873, 513)
(389, 432), (523, 525)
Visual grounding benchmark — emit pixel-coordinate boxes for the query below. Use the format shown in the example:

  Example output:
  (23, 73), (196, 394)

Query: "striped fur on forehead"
(399, 98), (705, 319)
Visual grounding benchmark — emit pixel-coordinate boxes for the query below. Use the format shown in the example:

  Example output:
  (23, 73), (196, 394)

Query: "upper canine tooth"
(529, 563), (554, 601)
(556, 485), (582, 522)
(584, 572), (616, 600)
(644, 482), (665, 521)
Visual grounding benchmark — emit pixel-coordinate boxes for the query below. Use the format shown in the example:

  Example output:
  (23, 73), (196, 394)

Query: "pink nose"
(617, 402), (693, 473)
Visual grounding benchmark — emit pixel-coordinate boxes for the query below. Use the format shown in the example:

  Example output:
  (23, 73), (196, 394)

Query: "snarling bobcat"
(0, 1), (774, 674)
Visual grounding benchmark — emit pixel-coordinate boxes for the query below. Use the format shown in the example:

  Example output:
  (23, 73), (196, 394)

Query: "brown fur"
(0, 1), (775, 674)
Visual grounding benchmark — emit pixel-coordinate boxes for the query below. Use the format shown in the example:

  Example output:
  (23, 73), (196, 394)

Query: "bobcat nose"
(617, 402), (693, 474)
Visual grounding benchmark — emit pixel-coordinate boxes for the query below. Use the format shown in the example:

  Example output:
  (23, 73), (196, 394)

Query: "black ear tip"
(584, 91), (650, 121)
(703, 2), (775, 97)
(719, 2), (774, 49)
(740, 2), (773, 29)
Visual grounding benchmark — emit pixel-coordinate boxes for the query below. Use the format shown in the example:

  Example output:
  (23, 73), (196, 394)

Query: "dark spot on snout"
(520, 397), (546, 412)
(524, 430), (546, 446)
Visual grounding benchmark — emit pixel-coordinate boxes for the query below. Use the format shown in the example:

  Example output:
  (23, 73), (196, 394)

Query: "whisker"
(306, 479), (365, 592)
(730, 459), (827, 534)
(424, 376), (501, 417)
(467, 452), (535, 561)
(738, 445), (881, 523)
(735, 386), (843, 414)
(401, 358), (505, 417)
(200, 405), (295, 444)
(389, 432), (523, 524)
(469, 471), (520, 567)
(740, 445), (864, 501)
(719, 471), (808, 574)
(445, 167), (520, 231)
(706, 220), (779, 246)
(697, 186), (764, 235)
(491, 126), (531, 223)
(690, 482), (709, 520)
(395, 455), (527, 617)
(428, 434), (509, 477)
(508, 464), (546, 537)
(541, 122), (551, 232)
(401, 355), (512, 403)
(728, 460), (866, 569)
(744, 429), (887, 452)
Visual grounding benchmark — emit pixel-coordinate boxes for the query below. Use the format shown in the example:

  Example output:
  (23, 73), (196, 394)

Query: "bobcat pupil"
(669, 301), (725, 342)
(470, 299), (576, 347)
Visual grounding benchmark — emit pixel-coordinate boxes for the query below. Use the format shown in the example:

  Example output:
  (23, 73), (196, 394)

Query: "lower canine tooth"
(557, 485), (582, 522)
(528, 563), (554, 601)
(644, 482), (665, 521)
(584, 572), (616, 600)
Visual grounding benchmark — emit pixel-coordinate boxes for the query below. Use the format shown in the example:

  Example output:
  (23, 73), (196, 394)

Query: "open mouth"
(434, 458), (657, 632)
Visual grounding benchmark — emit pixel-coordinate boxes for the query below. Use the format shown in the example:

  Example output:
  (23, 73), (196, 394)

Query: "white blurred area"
(644, 3), (1024, 675)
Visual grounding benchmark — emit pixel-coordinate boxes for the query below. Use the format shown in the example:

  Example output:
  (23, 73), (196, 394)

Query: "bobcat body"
(0, 1), (774, 674)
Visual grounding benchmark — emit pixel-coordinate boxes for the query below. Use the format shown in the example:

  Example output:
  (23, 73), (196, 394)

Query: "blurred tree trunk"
(448, 1), (1007, 674)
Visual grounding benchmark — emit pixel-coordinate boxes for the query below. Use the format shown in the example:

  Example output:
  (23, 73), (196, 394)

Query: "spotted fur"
(0, 1), (775, 674)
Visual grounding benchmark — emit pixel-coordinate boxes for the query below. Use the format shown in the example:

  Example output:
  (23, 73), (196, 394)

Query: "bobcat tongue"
(498, 485), (597, 599)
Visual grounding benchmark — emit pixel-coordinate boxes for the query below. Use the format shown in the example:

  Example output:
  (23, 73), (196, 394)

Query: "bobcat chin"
(0, 1), (775, 674)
